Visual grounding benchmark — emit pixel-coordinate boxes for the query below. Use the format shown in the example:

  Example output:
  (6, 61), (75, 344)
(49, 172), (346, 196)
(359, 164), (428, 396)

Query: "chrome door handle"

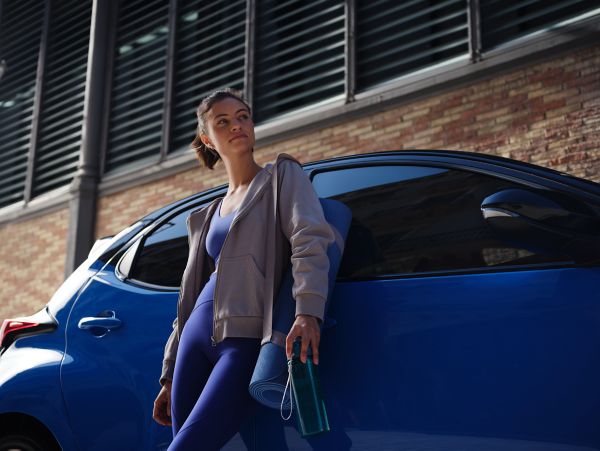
(78, 310), (122, 336)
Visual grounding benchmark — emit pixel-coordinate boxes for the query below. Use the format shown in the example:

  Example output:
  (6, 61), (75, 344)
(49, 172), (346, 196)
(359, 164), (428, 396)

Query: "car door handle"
(78, 310), (122, 335)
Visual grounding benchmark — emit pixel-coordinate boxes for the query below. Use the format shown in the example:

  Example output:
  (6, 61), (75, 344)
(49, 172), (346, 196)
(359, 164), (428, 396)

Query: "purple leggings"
(168, 300), (261, 450)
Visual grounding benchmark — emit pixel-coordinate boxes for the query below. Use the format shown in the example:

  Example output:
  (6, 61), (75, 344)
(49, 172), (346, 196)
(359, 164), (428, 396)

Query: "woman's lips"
(230, 134), (248, 142)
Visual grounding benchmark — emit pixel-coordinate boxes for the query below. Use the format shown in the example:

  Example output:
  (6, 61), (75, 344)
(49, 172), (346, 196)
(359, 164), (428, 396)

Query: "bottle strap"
(280, 361), (293, 421)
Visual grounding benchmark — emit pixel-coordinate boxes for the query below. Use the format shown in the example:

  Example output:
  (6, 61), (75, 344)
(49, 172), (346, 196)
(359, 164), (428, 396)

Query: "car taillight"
(0, 308), (57, 351)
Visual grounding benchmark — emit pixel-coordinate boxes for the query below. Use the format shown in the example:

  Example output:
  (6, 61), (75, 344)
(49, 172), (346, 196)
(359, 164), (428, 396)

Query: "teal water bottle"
(289, 339), (330, 438)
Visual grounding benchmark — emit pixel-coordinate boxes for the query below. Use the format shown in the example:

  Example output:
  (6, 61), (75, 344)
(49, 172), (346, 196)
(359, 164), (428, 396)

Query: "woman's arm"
(277, 159), (335, 363)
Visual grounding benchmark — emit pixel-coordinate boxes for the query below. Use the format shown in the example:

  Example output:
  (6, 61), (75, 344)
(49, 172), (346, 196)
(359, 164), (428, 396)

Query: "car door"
(60, 204), (195, 451)
(307, 161), (600, 450)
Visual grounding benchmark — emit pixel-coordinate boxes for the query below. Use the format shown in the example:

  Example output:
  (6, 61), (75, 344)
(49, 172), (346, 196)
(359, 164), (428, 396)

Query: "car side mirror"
(481, 188), (600, 263)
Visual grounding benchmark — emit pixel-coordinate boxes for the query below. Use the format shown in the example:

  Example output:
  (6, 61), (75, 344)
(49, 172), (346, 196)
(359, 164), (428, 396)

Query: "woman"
(152, 88), (334, 450)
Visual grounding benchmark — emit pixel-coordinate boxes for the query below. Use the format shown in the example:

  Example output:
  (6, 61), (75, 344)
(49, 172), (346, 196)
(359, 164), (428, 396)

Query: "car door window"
(312, 165), (572, 279)
(127, 208), (192, 288)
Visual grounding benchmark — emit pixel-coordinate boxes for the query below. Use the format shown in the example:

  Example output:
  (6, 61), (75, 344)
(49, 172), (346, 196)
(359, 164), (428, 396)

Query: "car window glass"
(315, 165), (447, 197)
(312, 165), (572, 279)
(128, 209), (191, 287)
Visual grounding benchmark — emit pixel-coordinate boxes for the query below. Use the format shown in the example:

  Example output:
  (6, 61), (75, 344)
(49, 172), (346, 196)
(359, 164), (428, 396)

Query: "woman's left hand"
(286, 314), (321, 365)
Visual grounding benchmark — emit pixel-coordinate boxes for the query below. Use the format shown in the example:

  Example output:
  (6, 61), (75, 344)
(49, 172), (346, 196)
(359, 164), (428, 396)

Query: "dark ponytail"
(191, 88), (251, 170)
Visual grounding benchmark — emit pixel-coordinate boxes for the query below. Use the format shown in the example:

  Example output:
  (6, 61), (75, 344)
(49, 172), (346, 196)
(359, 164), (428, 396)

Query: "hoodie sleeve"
(277, 158), (335, 321)
(159, 317), (179, 386)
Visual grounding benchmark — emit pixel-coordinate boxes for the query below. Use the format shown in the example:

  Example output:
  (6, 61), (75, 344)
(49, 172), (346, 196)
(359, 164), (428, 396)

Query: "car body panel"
(60, 266), (175, 450)
(0, 336), (79, 450)
(317, 266), (600, 449)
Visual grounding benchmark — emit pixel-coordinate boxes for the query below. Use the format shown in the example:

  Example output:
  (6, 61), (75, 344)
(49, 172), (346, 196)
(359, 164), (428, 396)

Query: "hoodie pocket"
(216, 254), (266, 318)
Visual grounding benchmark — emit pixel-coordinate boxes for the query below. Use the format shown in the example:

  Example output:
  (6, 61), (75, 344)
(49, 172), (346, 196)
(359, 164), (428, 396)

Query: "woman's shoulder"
(186, 198), (221, 229)
(262, 153), (302, 178)
(274, 152), (302, 168)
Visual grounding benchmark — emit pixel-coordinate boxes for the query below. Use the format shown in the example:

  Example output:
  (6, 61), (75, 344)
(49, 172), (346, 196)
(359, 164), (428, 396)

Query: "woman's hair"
(191, 88), (252, 170)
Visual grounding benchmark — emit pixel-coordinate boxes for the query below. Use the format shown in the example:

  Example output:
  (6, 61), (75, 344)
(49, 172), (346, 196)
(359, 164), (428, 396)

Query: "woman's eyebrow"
(214, 108), (249, 119)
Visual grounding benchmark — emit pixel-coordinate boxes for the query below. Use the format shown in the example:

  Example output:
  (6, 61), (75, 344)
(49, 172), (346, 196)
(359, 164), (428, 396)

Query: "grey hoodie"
(160, 153), (335, 385)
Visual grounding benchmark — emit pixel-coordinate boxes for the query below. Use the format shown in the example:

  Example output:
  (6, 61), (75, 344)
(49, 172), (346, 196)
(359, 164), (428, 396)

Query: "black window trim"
(335, 260), (581, 283)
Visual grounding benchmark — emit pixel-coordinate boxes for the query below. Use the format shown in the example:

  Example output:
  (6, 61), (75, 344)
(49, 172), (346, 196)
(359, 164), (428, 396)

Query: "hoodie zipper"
(211, 169), (273, 346)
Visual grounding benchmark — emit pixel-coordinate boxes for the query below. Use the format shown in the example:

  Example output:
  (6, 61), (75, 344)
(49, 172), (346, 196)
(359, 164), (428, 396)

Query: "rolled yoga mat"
(249, 198), (352, 409)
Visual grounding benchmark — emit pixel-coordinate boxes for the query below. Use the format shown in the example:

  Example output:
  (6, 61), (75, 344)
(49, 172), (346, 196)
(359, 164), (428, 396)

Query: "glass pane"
(130, 209), (190, 287)
(106, 0), (169, 172)
(0, 0), (44, 207)
(34, 0), (92, 196)
(356, 0), (468, 91)
(481, 0), (600, 50)
(254, 0), (345, 121)
(313, 165), (572, 278)
(171, 0), (246, 151)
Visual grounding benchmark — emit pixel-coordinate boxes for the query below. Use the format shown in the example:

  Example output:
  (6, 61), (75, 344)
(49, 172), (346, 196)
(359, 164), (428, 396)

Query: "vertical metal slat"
(161, 0), (177, 159)
(468, 0), (482, 62)
(24, 0), (50, 202)
(345, 0), (356, 103)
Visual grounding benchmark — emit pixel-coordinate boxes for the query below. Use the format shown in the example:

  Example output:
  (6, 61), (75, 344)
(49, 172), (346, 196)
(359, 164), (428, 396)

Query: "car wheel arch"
(0, 412), (60, 451)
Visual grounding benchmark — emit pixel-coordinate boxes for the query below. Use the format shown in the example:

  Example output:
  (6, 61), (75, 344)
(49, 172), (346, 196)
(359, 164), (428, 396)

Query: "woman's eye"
(217, 119), (228, 125)
(238, 114), (250, 121)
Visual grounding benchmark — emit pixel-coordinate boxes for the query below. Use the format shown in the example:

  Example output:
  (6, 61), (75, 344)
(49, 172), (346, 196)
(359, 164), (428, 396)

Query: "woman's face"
(200, 97), (255, 159)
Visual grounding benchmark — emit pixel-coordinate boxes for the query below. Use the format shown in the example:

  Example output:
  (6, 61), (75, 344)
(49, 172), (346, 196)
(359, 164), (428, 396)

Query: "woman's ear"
(200, 133), (214, 149)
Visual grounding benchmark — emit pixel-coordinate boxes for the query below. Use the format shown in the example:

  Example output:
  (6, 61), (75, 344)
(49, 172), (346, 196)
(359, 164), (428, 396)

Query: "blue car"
(1, 150), (599, 451)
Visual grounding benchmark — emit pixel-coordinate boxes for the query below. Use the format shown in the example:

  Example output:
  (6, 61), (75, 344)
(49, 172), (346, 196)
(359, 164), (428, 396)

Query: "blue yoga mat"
(249, 198), (352, 409)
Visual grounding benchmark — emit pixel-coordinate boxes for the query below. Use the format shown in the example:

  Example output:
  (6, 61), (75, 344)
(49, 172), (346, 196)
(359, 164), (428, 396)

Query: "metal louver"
(106, 0), (169, 173)
(0, 0), (44, 208)
(356, 0), (469, 91)
(254, 0), (346, 122)
(481, 0), (600, 50)
(33, 0), (92, 196)
(171, 0), (246, 152)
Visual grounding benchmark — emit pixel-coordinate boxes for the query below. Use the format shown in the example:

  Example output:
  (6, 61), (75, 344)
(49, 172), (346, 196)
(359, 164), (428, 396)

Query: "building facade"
(0, 0), (599, 321)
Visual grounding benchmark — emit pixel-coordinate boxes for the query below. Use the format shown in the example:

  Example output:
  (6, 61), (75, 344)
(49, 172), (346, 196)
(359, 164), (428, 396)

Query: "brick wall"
(0, 208), (68, 320)
(2, 44), (598, 322)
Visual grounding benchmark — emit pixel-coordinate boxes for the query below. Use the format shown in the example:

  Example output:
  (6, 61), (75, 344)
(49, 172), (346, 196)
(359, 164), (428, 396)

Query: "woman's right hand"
(153, 380), (172, 426)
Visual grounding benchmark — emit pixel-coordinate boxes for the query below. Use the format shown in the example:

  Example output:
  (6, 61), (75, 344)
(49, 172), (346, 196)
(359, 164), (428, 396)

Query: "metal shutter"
(105, 0), (169, 173)
(356, 0), (469, 91)
(481, 0), (600, 50)
(171, 0), (246, 152)
(33, 0), (92, 196)
(254, 0), (346, 122)
(0, 0), (44, 208)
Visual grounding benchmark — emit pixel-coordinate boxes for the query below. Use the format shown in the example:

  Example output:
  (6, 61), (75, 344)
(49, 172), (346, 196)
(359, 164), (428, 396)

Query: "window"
(34, 0), (92, 196)
(312, 165), (572, 279)
(480, 0), (600, 50)
(0, 0), (44, 207)
(127, 207), (191, 287)
(356, 0), (468, 91)
(170, 0), (246, 152)
(105, 0), (169, 172)
(254, 0), (346, 121)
